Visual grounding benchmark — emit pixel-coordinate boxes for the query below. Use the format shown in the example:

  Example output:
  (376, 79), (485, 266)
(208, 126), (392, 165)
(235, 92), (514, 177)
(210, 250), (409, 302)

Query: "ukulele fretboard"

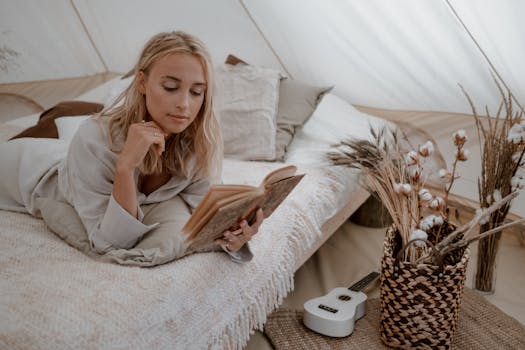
(348, 271), (380, 292)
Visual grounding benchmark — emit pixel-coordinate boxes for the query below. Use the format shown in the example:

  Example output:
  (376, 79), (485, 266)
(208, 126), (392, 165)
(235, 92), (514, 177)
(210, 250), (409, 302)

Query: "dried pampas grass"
(461, 77), (525, 292)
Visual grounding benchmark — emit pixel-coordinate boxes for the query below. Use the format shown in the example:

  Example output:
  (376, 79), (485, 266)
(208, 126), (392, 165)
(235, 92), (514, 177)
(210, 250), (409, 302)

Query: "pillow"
(225, 54), (332, 160)
(38, 196), (220, 267)
(54, 116), (91, 142)
(276, 79), (333, 160)
(105, 76), (133, 107)
(9, 101), (103, 140)
(214, 63), (281, 160)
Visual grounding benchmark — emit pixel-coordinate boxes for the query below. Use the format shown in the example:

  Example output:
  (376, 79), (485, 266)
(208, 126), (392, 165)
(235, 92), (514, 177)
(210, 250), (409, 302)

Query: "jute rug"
(264, 288), (525, 349)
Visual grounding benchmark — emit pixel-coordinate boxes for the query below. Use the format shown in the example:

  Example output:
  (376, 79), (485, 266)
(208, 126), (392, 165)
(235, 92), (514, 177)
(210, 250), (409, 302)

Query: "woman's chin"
(165, 124), (190, 135)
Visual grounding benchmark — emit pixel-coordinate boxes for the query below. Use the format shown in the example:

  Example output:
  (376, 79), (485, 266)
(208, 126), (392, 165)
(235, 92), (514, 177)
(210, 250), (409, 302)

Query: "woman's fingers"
(216, 209), (265, 253)
(121, 121), (166, 164)
(141, 121), (167, 155)
(216, 230), (247, 252)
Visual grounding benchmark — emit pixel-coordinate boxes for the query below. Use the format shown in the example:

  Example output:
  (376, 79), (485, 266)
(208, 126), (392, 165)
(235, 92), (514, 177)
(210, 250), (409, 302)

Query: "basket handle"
(394, 238), (444, 269)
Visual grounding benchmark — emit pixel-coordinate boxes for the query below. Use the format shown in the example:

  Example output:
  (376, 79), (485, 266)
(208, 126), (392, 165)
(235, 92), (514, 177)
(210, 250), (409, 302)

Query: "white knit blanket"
(0, 155), (363, 349)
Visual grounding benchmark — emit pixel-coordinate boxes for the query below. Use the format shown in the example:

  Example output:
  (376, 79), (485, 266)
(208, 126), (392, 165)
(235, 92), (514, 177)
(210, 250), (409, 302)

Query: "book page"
(183, 184), (255, 235)
(262, 165), (297, 186)
(188, 188), (263, 237)
(187, 193), (264, 248)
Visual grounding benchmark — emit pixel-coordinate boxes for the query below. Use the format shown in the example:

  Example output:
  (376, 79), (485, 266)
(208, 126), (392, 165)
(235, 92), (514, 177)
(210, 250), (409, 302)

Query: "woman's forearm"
(113, 161), (138, 218)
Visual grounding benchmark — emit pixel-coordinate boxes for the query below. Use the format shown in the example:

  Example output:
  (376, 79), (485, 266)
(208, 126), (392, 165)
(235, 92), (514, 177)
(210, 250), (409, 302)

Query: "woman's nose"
(175, 92), (189, 111)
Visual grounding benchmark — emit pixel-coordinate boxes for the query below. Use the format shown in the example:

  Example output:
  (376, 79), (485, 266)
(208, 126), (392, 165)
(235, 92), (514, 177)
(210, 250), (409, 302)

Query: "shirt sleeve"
(63, 121), (158, 253)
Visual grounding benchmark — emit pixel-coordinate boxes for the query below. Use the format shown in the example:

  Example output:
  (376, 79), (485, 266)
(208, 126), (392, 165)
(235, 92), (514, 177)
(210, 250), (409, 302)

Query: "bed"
(0, 70), (386, 349)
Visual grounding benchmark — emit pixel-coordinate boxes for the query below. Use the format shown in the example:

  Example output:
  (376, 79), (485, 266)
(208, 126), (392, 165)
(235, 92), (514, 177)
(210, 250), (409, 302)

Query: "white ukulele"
(303, 271), (380, 337)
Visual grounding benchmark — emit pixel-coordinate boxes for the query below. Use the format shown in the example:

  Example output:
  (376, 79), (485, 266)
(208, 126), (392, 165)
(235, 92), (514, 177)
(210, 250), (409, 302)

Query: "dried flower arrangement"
(460, 79), (525, 292)
(328, 123), (525, 266)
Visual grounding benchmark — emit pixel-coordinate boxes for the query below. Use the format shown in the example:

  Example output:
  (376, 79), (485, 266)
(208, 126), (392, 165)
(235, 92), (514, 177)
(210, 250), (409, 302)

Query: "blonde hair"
(101, 31), (222, 181)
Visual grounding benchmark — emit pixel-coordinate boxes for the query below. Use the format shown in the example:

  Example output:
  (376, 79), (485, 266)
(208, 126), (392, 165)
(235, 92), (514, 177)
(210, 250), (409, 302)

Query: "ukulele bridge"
(318, 304), (338, 313)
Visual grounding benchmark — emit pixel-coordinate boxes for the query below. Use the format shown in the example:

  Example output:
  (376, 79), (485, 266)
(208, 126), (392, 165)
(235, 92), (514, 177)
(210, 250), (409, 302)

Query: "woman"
(0, 31), (262, 262)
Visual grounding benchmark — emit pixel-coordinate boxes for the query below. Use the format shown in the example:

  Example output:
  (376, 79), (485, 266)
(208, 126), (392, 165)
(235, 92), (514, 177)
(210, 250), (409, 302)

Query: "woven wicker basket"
(379, 225), (470, 349)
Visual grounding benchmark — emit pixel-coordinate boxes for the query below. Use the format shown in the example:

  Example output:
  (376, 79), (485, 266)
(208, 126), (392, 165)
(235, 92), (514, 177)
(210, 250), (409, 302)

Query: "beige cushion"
(224, 54), (332, 160)
(275, 79), (332, 160)
(38, 196), (220, 267)
(215, 63), (281, 161)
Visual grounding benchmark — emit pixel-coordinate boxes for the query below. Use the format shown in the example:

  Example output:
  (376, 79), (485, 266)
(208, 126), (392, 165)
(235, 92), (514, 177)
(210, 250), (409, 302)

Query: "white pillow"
(54, 116), (91, 142)
(285, 93), (390, 165)
(215, 64), (281, 161)
(104, 76), (133, 108)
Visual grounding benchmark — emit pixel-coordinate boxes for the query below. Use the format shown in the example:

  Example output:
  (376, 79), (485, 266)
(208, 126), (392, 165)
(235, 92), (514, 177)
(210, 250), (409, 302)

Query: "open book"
(183, 165), (304, 248)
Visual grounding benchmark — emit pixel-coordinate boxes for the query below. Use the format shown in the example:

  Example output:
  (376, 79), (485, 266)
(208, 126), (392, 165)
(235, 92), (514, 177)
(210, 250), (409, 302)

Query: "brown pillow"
(225, 54), (332, 161)
(10, 101), (103, 140)
(225, 54), (248, 66)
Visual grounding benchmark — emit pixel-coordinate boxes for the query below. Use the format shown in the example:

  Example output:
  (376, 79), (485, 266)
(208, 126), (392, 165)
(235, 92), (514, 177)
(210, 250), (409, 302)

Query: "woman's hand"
(216, 208), (264, 252)
(116, 120), (168, 172)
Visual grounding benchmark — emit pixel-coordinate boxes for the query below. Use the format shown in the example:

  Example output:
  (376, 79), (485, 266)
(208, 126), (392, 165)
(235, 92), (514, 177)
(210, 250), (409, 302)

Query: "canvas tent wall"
(2, 0), (525, 111)
(1, 0), (524, 217)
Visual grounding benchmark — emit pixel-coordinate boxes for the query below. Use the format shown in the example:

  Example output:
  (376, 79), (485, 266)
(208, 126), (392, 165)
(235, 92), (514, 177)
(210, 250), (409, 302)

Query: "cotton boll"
(429, 196), (444, 210)
(409, 229), (428, 247)
(453, 129), (468, 146)
(394, 183), (403, 194)
(419, 214), (444, 231)
(419, 219), (432, 231)
(418, 188), (433, 202)
(405, 151), (419, 166)
(407, 165), (421, 180)
(394, 183), (412, 196)
(438, 168), (452, 183)
(419, 141), (434, 157)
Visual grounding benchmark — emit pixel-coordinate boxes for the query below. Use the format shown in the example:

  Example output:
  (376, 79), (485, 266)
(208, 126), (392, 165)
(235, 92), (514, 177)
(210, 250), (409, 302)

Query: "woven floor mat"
(264, 288), (525, 349)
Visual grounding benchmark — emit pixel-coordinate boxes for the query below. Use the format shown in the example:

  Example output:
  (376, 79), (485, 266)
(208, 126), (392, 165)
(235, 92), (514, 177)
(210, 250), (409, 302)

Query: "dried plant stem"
(440, 217), (525, 258)
(435, 191), (518, 252)
(475, 235), (500, 292)
(460, 78), (524, 292)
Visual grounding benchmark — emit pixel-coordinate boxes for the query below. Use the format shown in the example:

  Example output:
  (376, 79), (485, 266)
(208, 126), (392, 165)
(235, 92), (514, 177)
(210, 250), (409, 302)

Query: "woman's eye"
(191, 90), (203, 96)
(163, 86), (177, 91)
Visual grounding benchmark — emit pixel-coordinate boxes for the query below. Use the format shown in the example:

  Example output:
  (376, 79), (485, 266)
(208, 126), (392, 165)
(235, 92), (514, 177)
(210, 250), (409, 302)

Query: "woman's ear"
(136, 71), (146, 94)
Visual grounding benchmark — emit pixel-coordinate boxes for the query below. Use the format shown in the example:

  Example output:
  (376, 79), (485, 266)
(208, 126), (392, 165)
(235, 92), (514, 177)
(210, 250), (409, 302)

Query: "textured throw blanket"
(0, 155), (364, 349)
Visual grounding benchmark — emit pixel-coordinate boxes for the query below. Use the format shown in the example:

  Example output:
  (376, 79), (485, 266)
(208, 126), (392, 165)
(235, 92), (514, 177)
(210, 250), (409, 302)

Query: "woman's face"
(138, 52), (206, 135)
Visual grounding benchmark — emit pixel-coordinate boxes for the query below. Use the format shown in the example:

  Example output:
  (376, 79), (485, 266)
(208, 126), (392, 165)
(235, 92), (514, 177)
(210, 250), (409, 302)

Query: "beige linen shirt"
(0, 117), (250, 262)
(57, 118), (211, 251)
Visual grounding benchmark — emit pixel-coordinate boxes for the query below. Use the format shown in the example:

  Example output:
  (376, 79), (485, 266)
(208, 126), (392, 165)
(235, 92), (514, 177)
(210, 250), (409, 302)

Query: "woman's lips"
(168, 114), (188, 122)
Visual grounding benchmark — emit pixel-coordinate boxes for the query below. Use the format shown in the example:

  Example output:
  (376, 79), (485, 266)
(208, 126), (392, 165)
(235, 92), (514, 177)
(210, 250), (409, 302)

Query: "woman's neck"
(138, 171), (171, 195)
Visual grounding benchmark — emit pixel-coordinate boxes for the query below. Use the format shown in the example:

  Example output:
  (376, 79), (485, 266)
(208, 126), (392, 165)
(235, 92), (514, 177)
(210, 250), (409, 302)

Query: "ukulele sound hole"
(338, 294), (351, 301)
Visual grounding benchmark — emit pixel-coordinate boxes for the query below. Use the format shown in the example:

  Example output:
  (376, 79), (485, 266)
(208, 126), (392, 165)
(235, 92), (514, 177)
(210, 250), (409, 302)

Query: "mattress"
(0, 79), (386, 349)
